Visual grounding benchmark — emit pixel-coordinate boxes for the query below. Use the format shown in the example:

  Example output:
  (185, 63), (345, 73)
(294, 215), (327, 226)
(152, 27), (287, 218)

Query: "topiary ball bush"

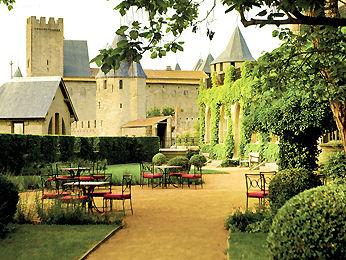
(189, 154), (207, 169)
(0, 175), (19, 237)
(152, 153), (167, 165)
(168, 156), (189, 170)
(269, 168), (321, 211)
(268, 184), (346, 259)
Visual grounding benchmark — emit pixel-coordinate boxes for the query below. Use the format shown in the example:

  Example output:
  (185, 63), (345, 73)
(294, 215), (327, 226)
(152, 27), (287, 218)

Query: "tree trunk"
(330, 101), (346, 153)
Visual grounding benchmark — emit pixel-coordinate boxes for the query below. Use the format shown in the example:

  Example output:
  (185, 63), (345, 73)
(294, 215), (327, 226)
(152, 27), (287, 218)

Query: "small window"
(81, 121), (84, 128)
(213, 64), (217, 71)
(119, 80), (123, 89)
(55, 113), (60, 134)
(112, 85), (114, 92)
(94, 120), (97, 128)
(220, 63), (223, 71)
(120, 103), (123, 108)
(103, 80), (107, 89)
(12, 122), (24, 134)
(98, 102), (101, 109)
(47, 60), (49, 65)
(88, 121), (90, 128)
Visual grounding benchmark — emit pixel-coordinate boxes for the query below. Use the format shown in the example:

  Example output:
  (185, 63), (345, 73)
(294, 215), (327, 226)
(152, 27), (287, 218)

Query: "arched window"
(48, 117), (53, 134)
(62, 118), (66, 135)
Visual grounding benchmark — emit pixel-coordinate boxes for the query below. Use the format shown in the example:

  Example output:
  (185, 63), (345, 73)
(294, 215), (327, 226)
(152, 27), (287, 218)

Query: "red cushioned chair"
(40, 174), (70, 209)
(103, 174), (133, 215)
(181, 164), (203, 189)
(140, 162), (163, 188)
(245, 173), (266, 209)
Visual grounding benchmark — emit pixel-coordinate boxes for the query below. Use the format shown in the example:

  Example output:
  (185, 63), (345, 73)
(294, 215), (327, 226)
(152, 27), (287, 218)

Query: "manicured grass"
(228, 232), (270, 260)
(0, 224), (117, 260)
(106, 163), (228, 185)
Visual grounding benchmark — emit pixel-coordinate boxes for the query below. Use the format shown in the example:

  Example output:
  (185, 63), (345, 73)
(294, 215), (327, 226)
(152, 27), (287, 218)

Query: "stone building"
(22, 16), (206, 147)
(0, 77), (77, 135)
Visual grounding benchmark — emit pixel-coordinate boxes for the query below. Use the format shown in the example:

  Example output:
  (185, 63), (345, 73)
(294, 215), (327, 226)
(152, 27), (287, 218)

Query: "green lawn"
(0, 224), (117, 260)
(228, 232), (270, 260)
(106, 163), (228, 185)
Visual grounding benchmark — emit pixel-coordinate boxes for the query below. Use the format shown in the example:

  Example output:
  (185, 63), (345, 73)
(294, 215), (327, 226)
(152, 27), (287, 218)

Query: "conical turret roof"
(211, 27), (254, 64)
(13, 66), (23, 78)
(96, 35), (146, 78)
(193, 53), (214, 73)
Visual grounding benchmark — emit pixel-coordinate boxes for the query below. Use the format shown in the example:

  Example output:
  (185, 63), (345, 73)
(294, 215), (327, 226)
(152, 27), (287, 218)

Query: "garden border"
(79, 224), (124, 260)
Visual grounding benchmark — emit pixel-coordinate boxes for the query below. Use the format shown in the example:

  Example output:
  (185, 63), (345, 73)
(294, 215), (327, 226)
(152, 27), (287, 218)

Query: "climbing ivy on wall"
(224, 106), (234, 159)
(199, 103), (206, 145)
(211, 103), (221, 145)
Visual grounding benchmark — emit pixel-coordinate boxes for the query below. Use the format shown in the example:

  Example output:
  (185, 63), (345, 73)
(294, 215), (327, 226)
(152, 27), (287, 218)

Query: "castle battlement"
(27, 16), (63, 30)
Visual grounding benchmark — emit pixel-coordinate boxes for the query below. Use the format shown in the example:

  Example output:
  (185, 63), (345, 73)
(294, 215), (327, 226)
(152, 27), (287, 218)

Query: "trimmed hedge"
(152, 153), (167, 165)
(0, 175), (19, 238)
(268, 184), (346, 259)
(0, 134), (159, 175)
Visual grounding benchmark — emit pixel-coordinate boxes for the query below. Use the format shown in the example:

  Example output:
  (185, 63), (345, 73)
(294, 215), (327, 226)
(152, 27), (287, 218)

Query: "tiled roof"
(0, 77), (77, 120)
(64, 40), (91, 77)
(211, 26), (254, 64)
(144, 70), (207, 85)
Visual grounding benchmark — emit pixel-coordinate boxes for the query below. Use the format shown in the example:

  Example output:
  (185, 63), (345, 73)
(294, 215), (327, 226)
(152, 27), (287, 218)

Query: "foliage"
(211, 103), (221, 145)
(320, 152), (346, 183)
(59, 136), (75, 162)
(0, 0), (15, 10)
(162, 106), (175, 116)
(167, 156), (189, 170)
(198, 103), (206, 145)
(8, 175), (41, 192)
(224, 112), (234, 160)
(220, 158), (239, 167)
(146, 106), (161, 117)
(189, 154), (206, 169)
(176, 133), (198, 146)
(269, 168), (322, 212)
(152, 153), (167, 165)
(0, 175), (19, 238)
(224, 209), (270, 233)
(268, 184), (346, 259)
(209, 144), (225, 160)
(244, 143), (279, 163)
(0, 134), (159, 174)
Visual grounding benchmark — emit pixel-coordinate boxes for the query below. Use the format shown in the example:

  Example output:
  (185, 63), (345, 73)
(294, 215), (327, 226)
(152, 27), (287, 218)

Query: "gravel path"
(88, 167), (251, 260)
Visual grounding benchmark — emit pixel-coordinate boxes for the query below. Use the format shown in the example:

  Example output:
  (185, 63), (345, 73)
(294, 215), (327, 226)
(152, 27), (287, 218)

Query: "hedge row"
(0, 134), (159, 175)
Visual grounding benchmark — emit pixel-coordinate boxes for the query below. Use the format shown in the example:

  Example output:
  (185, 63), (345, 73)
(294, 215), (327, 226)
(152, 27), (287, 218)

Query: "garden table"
(63, 181), (110, 212)
(154, 165), (182, 188)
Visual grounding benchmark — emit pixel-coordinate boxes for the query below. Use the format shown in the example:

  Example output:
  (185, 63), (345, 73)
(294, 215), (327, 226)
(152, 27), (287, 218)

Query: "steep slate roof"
(64, 40), (91, 77)
(13, 67), (23, 77)
(211, 27), (254, 64)
(144, 70), (207, 85)
(122, 116), (170, 128)
(0, 77), (77, 120)
(96, 35), (146, 79)
(193, 54), (214, 73)
(175, 63), (181, 70)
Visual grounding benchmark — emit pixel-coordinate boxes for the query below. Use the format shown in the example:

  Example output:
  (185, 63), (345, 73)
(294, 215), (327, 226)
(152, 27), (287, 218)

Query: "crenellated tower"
(26, 16), (64, 77)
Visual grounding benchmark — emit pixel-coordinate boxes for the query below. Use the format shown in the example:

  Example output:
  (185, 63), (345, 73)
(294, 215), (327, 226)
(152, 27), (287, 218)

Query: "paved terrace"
(88, 167), (253, 260)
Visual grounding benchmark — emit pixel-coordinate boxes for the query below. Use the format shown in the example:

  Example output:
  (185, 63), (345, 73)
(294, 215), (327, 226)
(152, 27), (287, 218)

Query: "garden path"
(88, 167), (252, 260)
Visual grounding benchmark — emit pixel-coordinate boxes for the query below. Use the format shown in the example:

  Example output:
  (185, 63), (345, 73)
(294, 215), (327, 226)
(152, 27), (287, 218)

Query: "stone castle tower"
(95, 36), (147, 136)
(26, 16), (64, 77)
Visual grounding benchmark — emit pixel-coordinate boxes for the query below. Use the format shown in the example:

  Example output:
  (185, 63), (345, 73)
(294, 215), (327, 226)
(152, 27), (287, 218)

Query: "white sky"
(0, 0), (282, 85)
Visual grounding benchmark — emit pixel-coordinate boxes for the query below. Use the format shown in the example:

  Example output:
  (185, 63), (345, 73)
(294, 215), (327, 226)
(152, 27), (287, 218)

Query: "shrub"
(36, 199), (122, 225)
(189, 154), (207, 169)
(168, 156), (189, 170)
(162, 106), (175, 116)
(268, 184), (346, 259)
(269, 168), (321, 211)
(8, 175), (41, 192)
(220, 159), (239, 167)
(224, 209), (269, 232)
(0, 175), (19, 238)
(146, 107), (161, 117)
(152, 153), (167, 165)
(320, 152), (346, 183)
